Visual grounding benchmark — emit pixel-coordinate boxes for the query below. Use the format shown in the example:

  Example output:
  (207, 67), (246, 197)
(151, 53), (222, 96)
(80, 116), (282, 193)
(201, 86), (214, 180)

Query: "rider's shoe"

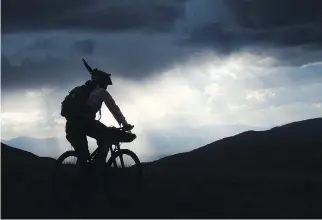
(122, 124), (134, 131)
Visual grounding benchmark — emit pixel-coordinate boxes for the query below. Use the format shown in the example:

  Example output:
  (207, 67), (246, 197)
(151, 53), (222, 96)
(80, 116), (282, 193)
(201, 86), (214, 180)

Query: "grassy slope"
(1, 117), (322, 218)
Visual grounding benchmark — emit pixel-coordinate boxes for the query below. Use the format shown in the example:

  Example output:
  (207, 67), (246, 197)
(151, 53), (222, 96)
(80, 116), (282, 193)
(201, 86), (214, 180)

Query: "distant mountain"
(2, 136), (61, 158)
(1, 117), (322, 218)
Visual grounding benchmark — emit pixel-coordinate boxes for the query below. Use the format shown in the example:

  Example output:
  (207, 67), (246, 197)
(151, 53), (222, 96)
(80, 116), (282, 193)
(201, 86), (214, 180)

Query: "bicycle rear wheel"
(106, 149), (143, 203)
(55, 151), (80, 180)
(52, 151), (88, 217)
(56, 150), (79, 165)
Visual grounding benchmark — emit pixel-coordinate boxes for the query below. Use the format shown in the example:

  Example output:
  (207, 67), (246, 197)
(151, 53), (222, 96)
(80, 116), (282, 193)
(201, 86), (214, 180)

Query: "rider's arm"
(99, 89), (128, 126)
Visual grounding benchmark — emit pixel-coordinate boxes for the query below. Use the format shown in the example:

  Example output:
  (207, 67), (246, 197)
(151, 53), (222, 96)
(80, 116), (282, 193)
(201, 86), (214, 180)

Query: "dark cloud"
(2, 0), (186, 33)
(264, 44), (322, 67)
(185, 23), (322, 48)
(2, 34), (321, 94)
(226, 0), (322, 30)
(3, 0), (322, 49)
(1, 35), (199, 92)
(27, 38), (54, 51)
(2, 0), (322, 93)
(2, 0), (89, 32)
(178, 0), (322, 48)
(74, 39), (95, 55)
(1, 56), (86, 92)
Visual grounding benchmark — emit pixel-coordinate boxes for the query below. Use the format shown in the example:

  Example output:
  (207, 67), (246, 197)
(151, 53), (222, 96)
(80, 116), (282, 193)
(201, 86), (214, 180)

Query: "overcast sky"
(2, 0), (322, 161)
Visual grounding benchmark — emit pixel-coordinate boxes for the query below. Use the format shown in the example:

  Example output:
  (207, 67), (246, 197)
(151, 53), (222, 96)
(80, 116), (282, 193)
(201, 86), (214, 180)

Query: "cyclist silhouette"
(61, 59), (135, 167)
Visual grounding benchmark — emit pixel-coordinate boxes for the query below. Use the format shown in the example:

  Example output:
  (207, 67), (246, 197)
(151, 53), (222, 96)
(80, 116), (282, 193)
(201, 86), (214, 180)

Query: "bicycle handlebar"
(114, 124), (134, 132)
(108, 125), (136, 144)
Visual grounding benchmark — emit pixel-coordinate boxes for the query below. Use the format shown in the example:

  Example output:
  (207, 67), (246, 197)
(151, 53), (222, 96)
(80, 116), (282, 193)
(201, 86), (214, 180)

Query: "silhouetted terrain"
(2, 136), (61, 158)
(2, 118), (322, 218)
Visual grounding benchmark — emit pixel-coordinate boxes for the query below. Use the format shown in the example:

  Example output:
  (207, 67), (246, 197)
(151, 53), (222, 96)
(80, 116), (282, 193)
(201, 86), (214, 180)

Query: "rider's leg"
(66, 134), (89, 167)
(95, 140), (112, 165)
(65, 120), (90, 167)
(83, 120), (118, 164)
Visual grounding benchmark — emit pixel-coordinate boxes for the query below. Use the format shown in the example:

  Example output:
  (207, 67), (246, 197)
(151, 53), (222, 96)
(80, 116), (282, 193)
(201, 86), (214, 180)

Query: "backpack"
(61, 85), (93, 119)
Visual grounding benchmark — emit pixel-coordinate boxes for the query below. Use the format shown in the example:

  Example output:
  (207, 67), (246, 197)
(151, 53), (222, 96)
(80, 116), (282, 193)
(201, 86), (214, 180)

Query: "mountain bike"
(52, 126), (143, 216)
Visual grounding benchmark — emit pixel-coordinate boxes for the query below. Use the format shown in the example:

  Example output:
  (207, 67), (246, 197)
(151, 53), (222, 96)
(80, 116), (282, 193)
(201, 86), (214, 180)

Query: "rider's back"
(61, 80), (98, 120)
(61, 79), (126, 126)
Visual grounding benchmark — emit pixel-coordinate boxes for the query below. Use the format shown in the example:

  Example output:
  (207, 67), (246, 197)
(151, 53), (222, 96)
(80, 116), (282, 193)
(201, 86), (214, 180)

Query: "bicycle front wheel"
(106, 149), (143, 201)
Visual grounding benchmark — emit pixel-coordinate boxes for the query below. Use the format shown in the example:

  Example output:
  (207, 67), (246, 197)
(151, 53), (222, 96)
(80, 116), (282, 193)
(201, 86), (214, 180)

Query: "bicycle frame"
(88, 141), (125, 167)
(87, 127), (133, 167)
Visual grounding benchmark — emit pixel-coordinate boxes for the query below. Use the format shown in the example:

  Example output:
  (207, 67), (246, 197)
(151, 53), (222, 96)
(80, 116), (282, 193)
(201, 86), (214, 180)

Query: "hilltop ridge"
(1, 117), (322, 218)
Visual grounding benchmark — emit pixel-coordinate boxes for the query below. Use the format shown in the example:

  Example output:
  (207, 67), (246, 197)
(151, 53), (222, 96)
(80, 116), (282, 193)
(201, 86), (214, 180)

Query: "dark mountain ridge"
(1, 117), (322, 218)
(146, 117), (322, 171)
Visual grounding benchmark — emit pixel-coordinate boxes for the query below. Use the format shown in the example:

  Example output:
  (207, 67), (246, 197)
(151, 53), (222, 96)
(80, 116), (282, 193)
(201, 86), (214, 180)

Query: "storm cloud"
(1, 56), (84, 91)
(1, 0), (322, 89)
(3, 0), (322, 48)
(74, 39), (95, 55)
(1, 32), (200, 92)
(2, 0), (322, 160)
(177, 0), (322, 48)
(2, 0), (186, 33)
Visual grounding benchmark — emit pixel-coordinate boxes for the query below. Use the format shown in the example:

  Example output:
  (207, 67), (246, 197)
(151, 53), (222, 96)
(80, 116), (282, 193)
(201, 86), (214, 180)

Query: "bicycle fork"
(111, 144), (125, 168)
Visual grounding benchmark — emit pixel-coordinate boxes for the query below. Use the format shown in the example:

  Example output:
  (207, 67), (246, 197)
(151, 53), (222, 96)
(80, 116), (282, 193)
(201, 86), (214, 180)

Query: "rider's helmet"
(82, 58), (112, 89)
(91, 68), (112, 89)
